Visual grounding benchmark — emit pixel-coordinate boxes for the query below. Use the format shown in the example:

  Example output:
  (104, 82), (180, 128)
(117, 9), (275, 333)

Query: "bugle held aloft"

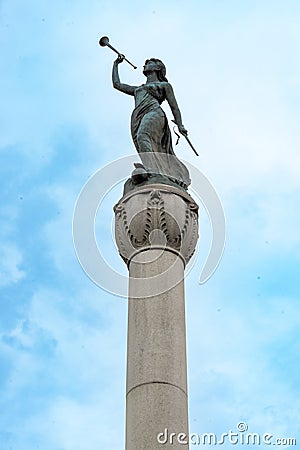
(99, 36), (137, 69)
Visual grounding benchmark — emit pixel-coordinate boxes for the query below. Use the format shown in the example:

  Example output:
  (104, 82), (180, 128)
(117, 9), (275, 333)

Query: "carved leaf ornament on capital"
(114, 188), (199, 267)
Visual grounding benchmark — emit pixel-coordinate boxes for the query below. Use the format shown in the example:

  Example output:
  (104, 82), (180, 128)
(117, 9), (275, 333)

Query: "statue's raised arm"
(112, 55), (137, 96)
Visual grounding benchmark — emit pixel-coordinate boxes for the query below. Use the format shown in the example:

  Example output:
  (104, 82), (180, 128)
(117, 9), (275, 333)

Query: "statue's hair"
(145, 58), (168, 82)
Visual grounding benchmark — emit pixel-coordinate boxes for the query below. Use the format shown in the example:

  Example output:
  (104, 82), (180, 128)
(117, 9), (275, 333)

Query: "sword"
(172, 120), (199, 156)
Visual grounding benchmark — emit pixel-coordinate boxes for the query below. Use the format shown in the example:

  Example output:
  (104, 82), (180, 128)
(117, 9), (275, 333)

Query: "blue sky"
(1, 0), (300, 448)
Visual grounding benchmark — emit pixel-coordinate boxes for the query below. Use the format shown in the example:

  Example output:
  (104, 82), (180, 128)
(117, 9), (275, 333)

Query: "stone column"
(114, 184), (198, 450)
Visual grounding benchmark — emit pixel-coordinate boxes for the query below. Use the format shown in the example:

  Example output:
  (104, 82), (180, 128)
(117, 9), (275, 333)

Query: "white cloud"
(0, 243), (26, 286)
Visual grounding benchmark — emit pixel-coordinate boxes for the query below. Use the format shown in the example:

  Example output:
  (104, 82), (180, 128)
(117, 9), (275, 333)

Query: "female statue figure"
(112, 56), (191, 189)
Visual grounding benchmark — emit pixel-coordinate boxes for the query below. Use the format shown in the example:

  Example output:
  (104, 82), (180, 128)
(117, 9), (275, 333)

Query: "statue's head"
(143, 58), (168, 82)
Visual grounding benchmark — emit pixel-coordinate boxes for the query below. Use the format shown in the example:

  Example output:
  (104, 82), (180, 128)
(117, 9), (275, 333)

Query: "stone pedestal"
(114, 184), (198, 450)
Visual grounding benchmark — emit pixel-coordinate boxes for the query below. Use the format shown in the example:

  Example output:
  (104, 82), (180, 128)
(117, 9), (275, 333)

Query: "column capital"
(114, 184), (199, 267)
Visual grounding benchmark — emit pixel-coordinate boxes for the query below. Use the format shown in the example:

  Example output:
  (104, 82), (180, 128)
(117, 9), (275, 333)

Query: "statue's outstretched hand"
(178, 125), (188, 137)
(115, 54), (125, 65)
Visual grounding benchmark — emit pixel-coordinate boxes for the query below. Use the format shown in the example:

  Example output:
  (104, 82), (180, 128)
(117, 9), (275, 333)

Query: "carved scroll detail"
(114, 188), (199, 266)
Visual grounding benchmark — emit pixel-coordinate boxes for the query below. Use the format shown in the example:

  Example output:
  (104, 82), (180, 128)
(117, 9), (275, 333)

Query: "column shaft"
(126, 249), (189, 450)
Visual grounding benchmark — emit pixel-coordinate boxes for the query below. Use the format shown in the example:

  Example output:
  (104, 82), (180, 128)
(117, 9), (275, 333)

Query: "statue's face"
(143, 59), (159, 75)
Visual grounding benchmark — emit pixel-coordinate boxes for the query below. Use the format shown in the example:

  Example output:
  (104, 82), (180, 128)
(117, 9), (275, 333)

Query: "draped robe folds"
(131, 83), (191, 188)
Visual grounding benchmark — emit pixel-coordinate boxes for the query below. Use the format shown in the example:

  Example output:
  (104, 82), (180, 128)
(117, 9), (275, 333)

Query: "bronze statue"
(113, 56), (192, 190)
(100, 37), (194, 190)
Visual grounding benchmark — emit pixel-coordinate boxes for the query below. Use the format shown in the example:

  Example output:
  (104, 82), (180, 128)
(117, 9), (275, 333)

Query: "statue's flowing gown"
(131, 82), (191, 188)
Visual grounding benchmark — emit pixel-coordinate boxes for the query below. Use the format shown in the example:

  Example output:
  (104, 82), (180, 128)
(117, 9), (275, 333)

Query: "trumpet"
(99, 36), (137, 69)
